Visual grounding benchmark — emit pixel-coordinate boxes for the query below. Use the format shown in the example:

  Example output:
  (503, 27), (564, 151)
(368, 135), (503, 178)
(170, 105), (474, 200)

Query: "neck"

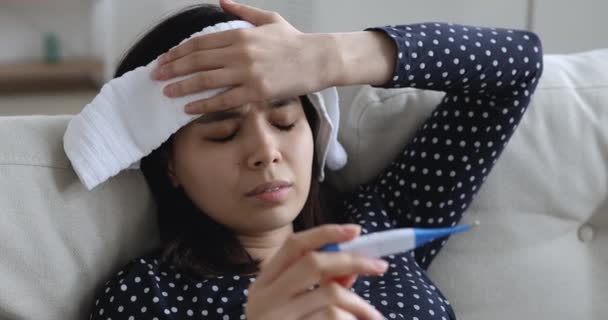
(236, 223), (294, 271)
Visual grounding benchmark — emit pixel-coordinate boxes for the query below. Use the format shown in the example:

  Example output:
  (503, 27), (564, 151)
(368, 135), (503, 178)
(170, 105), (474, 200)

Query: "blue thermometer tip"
(413, 223), (473, 247)
(319, 243), (340, 252)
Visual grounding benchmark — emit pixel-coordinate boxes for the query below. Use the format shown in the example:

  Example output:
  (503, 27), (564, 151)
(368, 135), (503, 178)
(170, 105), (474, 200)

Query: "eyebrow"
(195, 109), (243, 124)
(195, 98), (297, 125)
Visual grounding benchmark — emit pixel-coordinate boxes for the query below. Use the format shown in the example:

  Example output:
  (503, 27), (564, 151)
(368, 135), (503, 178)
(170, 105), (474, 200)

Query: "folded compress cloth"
(63, 20), (347, 190)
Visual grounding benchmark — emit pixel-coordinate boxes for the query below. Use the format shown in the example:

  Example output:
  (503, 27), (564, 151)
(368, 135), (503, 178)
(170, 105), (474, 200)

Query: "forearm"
(312, 31), (397, 87)
(367, 23), (544, 96)
(314, 23), (543, 97)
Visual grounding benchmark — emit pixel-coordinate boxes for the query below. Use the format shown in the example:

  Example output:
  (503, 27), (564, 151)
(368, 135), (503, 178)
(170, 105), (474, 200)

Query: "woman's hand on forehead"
(152, 0), (337, 115)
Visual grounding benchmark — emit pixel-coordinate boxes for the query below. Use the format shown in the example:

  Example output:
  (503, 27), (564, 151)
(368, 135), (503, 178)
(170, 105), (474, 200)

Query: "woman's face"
(168, 97), (314, 235)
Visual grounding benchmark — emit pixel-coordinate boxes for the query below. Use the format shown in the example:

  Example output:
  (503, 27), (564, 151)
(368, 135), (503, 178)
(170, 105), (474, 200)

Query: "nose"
(245, 121), (282, 170)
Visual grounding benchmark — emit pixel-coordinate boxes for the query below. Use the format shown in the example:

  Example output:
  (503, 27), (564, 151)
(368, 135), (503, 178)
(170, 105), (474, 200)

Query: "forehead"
(195, 98), (302, 125)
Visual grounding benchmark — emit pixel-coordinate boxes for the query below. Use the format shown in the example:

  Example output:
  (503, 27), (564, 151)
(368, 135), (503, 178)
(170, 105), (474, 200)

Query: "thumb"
(220, 0), (281, 25)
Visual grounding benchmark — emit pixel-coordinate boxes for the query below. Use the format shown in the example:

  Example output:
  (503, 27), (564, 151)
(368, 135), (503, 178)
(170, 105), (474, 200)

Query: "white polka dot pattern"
(89, 22), (543, 320)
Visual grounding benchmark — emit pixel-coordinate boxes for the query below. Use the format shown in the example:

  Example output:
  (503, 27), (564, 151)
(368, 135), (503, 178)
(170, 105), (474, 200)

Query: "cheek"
(288, 123), (315, 179)
(172, 136), (238, 211)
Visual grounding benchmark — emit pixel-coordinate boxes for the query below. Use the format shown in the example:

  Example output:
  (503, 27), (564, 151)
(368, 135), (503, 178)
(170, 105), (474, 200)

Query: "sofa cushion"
(332, 49), (608, 319)
(0, 116), (159, 320)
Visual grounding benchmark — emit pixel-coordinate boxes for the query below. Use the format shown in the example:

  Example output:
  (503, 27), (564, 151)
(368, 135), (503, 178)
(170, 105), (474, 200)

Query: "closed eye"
(275, 123), (296, 131)
(207, 122), (296, 143)
(207, 132), (237, 143)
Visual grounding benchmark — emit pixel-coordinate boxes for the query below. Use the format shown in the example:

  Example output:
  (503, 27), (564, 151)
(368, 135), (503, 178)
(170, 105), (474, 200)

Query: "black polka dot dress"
(89, 22), (543, 320)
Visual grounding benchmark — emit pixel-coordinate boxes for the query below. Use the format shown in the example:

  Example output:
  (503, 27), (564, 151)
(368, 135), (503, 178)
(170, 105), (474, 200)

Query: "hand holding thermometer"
(319, 221), (479, 258)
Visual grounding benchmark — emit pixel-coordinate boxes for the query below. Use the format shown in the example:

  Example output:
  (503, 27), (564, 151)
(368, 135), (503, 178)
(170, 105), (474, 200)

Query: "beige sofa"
(1, 48), (607, 320)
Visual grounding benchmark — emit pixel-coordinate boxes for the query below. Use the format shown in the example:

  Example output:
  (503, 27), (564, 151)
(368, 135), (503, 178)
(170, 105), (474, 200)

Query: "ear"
(167, 158), (180, 188)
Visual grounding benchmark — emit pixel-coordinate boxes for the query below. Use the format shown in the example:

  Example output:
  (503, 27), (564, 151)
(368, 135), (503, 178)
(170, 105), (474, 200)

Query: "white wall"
(92, 0), (170, 80)
(533, 0), (608, 54)
(243, 0), (529, 33)
(92, 0), (215, 80)
(0, 1), (93, 63)
(97, 0), (533, 81)
(104, 0), (608, 58)
(2, 0), (607, 80)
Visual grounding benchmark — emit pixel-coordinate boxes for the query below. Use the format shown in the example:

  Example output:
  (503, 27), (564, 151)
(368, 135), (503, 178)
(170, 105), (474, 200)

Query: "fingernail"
(341, 224), (360, 235)
(157, 67), (166, 79)
(164, 85), (174, 97)
(371, 259), (388, 272)
(152, 69), (162, 80)
(185, 104), (197, 114)
(158, 53), (167, 64)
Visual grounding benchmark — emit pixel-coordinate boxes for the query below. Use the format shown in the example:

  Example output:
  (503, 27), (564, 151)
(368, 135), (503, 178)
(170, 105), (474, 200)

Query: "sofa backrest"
(0, 116), (158, 319)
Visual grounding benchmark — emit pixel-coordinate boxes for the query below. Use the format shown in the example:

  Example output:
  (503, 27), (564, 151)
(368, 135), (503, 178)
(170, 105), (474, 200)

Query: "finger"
(323, 275), (359, 289)
(255, 224), (361, 287)
(163, 69), (239, 98)
(220, 0), (282, 25)
(270, 251), (387, 297)
(301, 306), (356, 320)
(183, 86), (251, 114)
(295, 283), (383, 320)
(154, 49), (226, 80)
(157, 31), (235, 65)
(344, 275), (358, 289)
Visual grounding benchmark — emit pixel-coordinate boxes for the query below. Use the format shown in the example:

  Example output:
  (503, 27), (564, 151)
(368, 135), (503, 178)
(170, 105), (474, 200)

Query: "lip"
(246, 180), (292, 197)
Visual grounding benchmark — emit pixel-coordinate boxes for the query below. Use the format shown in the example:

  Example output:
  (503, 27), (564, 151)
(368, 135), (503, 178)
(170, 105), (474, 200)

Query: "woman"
(90, 0), (543, 319)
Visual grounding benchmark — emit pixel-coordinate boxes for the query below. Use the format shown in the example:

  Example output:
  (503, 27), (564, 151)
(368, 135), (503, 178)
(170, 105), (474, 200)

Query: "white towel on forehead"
(63, 20), (347, 191)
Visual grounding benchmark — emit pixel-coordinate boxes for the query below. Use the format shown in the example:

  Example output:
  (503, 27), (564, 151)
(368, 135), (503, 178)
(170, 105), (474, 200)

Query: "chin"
(251, 205), (302, 230)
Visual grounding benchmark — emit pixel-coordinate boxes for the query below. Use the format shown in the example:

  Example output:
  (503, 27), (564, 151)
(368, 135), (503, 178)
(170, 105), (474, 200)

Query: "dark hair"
(115, 4), (342, 277)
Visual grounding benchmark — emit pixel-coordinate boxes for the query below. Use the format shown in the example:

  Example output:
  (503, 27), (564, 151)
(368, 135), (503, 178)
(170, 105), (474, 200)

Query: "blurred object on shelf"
(44, 32), (61, 64)
(0, 58), (103, 94)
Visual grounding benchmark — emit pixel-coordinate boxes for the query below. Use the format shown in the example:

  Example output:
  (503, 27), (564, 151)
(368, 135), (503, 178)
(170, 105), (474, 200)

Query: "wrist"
(331, 31), (397, 87)
(305, 32), (342, 89)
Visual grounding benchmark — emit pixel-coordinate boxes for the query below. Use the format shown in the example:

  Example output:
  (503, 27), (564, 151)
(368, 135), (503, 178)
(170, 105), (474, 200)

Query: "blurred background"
(0, 0), (606, 116)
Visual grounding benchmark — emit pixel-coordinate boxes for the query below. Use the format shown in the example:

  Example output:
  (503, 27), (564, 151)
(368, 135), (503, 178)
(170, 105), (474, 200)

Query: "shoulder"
(90, 250), (212, 318)
(90, 251), (164, 314)
(89, 250), (255, 318)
